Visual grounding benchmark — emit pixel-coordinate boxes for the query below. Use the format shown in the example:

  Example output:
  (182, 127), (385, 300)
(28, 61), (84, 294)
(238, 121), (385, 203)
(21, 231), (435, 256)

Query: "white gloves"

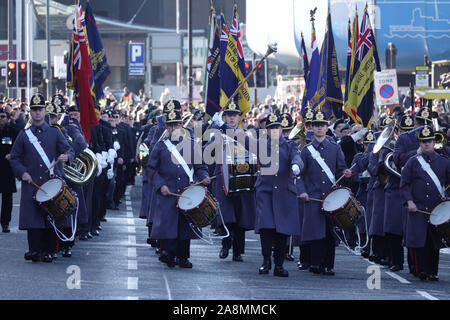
(212, 111), (224, 127)
(351, 128), (368, 142)
(292, 164), (300, 176)
(107, 168), (114, 180)
(114, 141), (120, 151)
(96, 160), (103, 176)
(97, 152), (107, 169)
(108, 148), (117, 164)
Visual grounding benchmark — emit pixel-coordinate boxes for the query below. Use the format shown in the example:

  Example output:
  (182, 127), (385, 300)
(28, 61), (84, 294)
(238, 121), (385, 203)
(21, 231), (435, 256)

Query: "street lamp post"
(187, 0), (193, 107)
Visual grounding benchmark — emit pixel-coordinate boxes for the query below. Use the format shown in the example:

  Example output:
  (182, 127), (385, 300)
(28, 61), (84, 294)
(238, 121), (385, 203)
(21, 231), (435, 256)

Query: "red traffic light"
(245, 62), (250, 70)
(8, 62), (16, 70)
(19, 62), (27, 70)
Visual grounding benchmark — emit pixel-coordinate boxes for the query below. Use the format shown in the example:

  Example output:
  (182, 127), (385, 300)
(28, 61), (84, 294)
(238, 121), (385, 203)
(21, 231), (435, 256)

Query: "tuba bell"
(373, 119), (397, 154)
(64, 148), (98, 185)
(384, 152), (401, 179)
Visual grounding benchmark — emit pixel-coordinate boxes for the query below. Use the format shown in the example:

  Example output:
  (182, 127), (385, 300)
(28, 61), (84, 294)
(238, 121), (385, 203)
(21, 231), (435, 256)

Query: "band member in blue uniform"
(252, 113), (303, 277)
(394, 107), (432, 274)
(298, 110), (352, 275)
(148, 109), (210, 268)
(0, 107), (18, 233)
(401, 125), (450, 281)
(383, 115), (415, 271)
(9, 94), (75, 263)
(350, 130), (376, 258)
(209, 102), (257, 262)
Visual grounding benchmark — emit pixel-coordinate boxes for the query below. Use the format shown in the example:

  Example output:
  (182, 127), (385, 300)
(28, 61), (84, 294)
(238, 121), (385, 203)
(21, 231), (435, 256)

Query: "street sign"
(374, 69), (399, 106)
(415, 66), (429, 90)
(128, 42), (145, 76)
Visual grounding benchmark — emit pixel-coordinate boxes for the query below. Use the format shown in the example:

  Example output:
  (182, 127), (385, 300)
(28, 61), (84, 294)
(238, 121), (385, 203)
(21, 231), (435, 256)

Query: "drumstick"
(417, 209), (433, 216)
(168, 192), (190, 199)
(297, 196), (322, 202)
(45, 148), (72, 173)
(30, 181), (48, 195)
(191, 176), (216, 187)
(333, 163), (357, 187)
(440, 184), (450, 198)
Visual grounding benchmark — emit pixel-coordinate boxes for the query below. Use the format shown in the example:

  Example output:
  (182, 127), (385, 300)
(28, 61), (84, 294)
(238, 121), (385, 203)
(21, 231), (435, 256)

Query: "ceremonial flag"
(310, 9), (343, 118)
(302, 18), (320, 112)
(219, 4), (250, 119)
(344, 19), (352, 103)
(67, 1), (98, 144)
(84, 2), (111, 101)
(204, 8), (221, 118)
(300, 33), (310, 112)
(344, 5), (380, 127)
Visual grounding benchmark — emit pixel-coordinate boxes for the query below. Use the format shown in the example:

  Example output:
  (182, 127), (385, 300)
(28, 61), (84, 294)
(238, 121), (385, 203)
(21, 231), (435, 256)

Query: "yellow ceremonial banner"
(219, 16), (250, 117)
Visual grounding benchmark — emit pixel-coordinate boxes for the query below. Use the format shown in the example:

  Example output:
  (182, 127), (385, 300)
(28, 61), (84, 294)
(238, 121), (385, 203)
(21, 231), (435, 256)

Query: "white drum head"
(429, 201), (450, 226)
(323, 188), (351, 212)
(35, 178), (63, 202)
(178, 185), (206, 210)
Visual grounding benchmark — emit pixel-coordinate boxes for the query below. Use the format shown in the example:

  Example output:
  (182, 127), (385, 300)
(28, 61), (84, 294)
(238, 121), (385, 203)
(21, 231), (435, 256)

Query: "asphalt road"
(0, 176), (449, 300)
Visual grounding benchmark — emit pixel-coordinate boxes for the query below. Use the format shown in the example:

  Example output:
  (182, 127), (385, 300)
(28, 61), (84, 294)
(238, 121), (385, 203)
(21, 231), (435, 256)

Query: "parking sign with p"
(128, 42), (145, 76)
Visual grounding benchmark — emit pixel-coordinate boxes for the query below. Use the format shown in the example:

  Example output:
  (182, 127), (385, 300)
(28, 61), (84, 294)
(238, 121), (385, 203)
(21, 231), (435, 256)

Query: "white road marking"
(385, 271), (411, 284)
(127, 218), (135, 225)
(126, 296), (139, 300)
(126, 211), (133, 217)
(128, 226), (136, 233)
(416, 290), (439, 300)
(163, 273), (172, 300)
(128, 247), (137, 258)
(441, 248), (450, 255)
(128, 235), (136, 245)
(127, 277), (138, 290)
(128, 260), (138, 270)
(126, 206), (133, 211)
(126, 201), (132, 206)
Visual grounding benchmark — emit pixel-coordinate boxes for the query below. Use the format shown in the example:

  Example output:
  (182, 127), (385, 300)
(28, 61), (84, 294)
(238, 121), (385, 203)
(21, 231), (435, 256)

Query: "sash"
(25, 129), (55, 176)
(417, 155), (444, 195)
(164, 139), (194, 183)
(307, 145), (336, 184)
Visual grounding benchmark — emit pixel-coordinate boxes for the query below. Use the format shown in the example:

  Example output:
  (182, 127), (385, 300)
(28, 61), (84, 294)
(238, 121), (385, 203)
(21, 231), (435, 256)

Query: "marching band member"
(401, 125), (450, 281)
(367, 116), (393, 266)
(393, 107), (432, 275)
(350, 130), (376, 258)
(209, 102), (257, 262)
(297, 110), (352, 275)
(383, 115), (415, 272)
(248, 113), (302, 277)
(0, 106), (18, 233)
(9, 94), (75, 263)
(148, 109), (210, 268)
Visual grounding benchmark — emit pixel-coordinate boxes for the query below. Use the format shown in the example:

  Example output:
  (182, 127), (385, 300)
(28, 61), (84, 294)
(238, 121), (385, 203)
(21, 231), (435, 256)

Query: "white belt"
(25, 129), (55, 176)
(307, 145), (336, 184)
(417, 155), (444, 196)
(164, 139), (194, 183)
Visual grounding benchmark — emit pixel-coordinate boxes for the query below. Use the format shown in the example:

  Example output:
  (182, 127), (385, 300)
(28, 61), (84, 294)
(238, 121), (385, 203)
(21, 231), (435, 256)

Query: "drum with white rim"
(177, 185), (219, 228)
(429, 200), (450, 245)
(34, 177), (78, 221)
(321, 187), (364, 230)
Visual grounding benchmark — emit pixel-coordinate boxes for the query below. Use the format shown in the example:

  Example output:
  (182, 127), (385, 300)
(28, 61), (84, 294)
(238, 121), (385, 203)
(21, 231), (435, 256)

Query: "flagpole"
(46, 0), (52, 97)
(188, 0), (193, 107)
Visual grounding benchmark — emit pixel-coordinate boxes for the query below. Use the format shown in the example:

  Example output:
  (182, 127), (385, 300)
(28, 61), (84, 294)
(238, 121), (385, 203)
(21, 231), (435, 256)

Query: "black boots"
(259, 257), (271, 274)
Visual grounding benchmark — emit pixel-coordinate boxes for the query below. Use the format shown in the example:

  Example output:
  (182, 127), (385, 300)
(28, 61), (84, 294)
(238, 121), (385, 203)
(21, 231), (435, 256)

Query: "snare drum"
(177, 185), (219, 228)
(429, 200), (450, 244)
(322, 187), (364, 230)
(33, 177), (78, 221)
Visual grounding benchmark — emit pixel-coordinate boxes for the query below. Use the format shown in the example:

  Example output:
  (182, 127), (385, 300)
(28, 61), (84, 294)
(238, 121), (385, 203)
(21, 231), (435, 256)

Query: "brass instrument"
(64, 148), (98, 185)
(384, 152), (401, 179)
(432, 118), (448, 150)
(288, 118), (307, 150)
(373, 119), (397, 154)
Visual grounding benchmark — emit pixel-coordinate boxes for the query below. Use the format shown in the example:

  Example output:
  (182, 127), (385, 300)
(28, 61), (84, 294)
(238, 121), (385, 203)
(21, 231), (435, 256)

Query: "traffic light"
(31, 62), (44, 87)
(6, 61), (17, 88)
(18, 61), (28, 87)
(244, 61), (254, 87)
(255, 59), (267, 88)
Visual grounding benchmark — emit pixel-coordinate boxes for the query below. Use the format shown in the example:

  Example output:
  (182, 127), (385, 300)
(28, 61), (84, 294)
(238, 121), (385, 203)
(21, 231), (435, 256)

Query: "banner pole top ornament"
(310, 7), (317, 22)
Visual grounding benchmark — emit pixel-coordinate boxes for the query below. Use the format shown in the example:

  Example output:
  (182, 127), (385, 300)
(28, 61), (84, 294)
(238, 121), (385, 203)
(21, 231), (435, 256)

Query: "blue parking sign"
(128, 43), (145, 76)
